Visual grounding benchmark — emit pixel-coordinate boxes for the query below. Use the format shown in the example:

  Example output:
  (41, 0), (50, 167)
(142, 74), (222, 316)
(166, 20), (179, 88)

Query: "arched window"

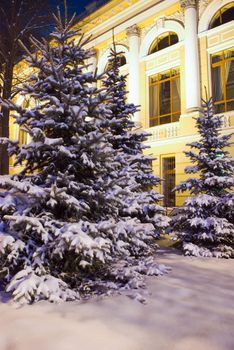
(105, 55), (126, 70)
(118, 55), (127, 66)
(148, 32), (178, 55)
(209, 3), (234, 29)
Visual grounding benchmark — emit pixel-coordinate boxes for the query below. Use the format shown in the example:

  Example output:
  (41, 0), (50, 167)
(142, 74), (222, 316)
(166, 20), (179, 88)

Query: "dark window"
(211, 48), (234, 113)
(118, 55), (126, 66)
(105, 55), (126, 70)
(149, 68), (180, 126)
(209, 3), (234, 29)
(149, 32), (179, 55)
(162, 157), (176, 207)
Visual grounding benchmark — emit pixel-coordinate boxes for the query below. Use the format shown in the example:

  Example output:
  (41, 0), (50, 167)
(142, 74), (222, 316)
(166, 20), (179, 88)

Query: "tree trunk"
(0, 63), (13, 175)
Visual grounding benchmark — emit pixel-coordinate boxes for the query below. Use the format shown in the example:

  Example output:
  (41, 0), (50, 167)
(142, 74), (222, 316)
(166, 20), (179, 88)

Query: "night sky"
(49, 0), (99, 16)
(42, 0), (104, 35)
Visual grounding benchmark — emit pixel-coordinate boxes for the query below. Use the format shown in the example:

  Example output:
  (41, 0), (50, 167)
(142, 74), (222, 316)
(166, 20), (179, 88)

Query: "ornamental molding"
(155, 17), (165, 31)
(115, 37), (129, 49)
(180, 0), (196, 9)
(98, 40), (130, 69)
(126, 24), (141, 37)
(141, 13), (185, 40)
(141, 23), (155, 39)
(198, 0), (233, 32)
(99, 40), (129, 57)
(198, 0), (212, 19)
(166, 11), (184, 25)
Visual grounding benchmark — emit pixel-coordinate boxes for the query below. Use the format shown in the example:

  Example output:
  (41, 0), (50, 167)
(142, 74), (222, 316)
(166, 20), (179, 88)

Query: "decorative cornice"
(115, 38), (129, 48)
(167, 11), (184, 25)
(99, 39), (129, 58)
(180, 0), (196, 9)
(77, 0), (139, 34)
(126, 24), (141, 37)
(141, 12), (184, 40)
(198, 0), (212, 19)
(155, 17), (165, 31)
(141, 22), (155, 39)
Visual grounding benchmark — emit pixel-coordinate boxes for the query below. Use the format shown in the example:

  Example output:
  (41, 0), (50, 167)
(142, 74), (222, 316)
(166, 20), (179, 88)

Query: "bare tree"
(0, 0), (54, 174)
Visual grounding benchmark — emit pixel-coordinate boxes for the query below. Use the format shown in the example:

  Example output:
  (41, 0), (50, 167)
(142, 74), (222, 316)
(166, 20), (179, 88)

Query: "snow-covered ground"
(0, 248), (233, 350)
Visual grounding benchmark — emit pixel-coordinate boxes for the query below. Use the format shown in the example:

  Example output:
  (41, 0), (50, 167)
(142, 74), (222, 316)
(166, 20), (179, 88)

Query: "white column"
(181, 0), (201, 111)
(126, 24), (141, 124)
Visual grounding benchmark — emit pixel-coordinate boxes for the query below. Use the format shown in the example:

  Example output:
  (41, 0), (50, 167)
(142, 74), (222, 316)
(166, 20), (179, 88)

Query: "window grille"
(162, 156), (175, 207)
(149, 68), (180, 127)
(149, 32), (179, 55)
(209, 3), (234, 29)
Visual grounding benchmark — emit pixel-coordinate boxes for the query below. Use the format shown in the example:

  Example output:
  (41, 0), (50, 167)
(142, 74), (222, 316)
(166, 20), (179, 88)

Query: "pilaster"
(180, 0), (196, 9)
(126, 24), (141, 124)
(180, 0), (201, 113)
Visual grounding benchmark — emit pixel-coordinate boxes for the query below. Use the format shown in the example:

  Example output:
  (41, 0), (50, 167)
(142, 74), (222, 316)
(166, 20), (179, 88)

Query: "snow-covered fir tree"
(102, 42), (169, 236)
(0, 11), (168, 304)
(171, 98), (234, 258)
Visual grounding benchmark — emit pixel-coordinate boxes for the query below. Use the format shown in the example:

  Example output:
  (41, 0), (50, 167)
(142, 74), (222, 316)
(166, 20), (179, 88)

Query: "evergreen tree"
(171, 98), (234, 258)
(0, 11), (167, 304)
(102, 42), (169, 236)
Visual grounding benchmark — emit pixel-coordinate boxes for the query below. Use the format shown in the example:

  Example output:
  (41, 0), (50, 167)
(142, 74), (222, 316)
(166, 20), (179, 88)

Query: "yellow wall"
(8, 0), (234, 207)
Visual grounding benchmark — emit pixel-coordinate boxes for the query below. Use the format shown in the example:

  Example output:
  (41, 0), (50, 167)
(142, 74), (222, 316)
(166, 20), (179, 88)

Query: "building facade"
(11, 0), (234, 207)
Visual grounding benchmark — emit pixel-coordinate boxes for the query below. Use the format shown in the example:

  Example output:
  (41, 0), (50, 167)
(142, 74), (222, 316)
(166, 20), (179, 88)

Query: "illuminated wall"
(12, 0), (234, 207)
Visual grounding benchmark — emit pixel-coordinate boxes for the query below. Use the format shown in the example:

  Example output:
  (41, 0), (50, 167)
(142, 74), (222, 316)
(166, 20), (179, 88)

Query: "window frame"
(211, 48), (234, 113)
(149, 68), (181, 127)
(161, 155), (176, 208)
(105, 54), (127, 71)
(148, 32), (179, 55)
(209, 3), (234, 29)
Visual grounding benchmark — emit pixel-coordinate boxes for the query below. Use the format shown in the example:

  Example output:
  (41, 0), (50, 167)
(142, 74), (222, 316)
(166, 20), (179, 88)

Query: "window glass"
(149, 32), (179, 55)
(172, 113), (180, 123)
(227, 101), (234, 111)
(105, 54), (126, 70)
(172, 78), (180, 113)
(149, 68), (181, 126)
(157, 34), (169, 51)
(211, 53), (222, 64)
(212, 65), (224, 101)
(159, 71), (170, 81)
(221, 5), (234, 24)
(211, 48), (234, 113)
(160, 115), (171, 125)
(119, 55), (126, 66)
(225, 48), (234, 59)
(210, 11), (222, 28)
(209, 3), (234, 29)
(150, 75), (158, 84)
(170, 34), (179, 46)
(162, 157), (176, 207)
(160, 81), (171, 115)
(226, 60), (234, 100)
(171, 68), (179, 77)
(214, 104), (225, 113)
(149, 84), (159, 123)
